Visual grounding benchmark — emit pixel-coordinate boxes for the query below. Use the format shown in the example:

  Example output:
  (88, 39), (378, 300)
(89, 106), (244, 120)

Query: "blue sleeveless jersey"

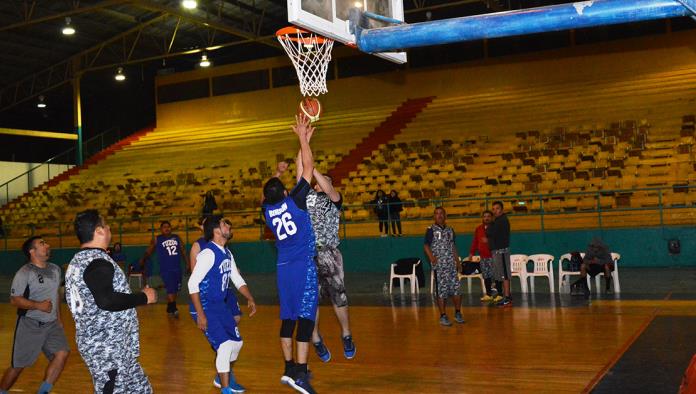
(156, 234), (183, 272)
(198, 242), (236, 306)
(264, 196), (315, 264)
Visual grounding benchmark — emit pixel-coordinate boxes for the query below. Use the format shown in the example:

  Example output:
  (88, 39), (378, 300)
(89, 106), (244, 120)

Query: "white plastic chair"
(510, 254), (529, 293)
(558, 252), (584, 293)
(526, 254), (555, 293)
(457, 256), (486, 295)
(390, 259), (421, 294)
(590, 252), (621, 293)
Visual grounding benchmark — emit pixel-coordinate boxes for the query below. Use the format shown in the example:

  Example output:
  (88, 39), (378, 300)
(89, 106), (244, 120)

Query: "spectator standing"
(388, 190), (403, 237)
(202, 191), (218, 217)
(487, 201), (512, 308)
(467, 210), (497, 302)
(372, 190), (389, 237)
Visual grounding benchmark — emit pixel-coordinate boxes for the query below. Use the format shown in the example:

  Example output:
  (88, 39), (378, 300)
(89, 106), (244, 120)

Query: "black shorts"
(587, 263), (613, 277)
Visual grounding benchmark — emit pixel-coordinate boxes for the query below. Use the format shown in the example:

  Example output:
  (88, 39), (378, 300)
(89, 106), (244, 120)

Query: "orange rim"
(276, 26), (331, 44)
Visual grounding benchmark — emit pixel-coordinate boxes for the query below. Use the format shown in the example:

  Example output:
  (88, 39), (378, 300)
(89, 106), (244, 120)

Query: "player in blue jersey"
(263, 115), (318, 394)
(189, 215), (256, 394)
(142, 220), (189, 317)
(189, 217), (244, 389)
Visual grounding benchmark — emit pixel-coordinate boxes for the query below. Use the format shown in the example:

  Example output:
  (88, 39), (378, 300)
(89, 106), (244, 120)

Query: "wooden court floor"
(0, 297), (687, 394)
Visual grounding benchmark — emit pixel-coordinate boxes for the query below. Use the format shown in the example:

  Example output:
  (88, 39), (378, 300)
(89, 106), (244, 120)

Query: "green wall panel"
(0, 226), (693, 276)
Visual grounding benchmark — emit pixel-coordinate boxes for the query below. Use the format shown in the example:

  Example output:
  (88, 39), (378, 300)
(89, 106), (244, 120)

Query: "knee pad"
(280, 319), (296, 338)
(296, 318), (315, 342)
(216, 340), (243, 372)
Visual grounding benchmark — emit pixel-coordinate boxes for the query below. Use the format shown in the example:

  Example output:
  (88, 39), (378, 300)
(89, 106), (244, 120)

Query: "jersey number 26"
(272, 212), (297, 241)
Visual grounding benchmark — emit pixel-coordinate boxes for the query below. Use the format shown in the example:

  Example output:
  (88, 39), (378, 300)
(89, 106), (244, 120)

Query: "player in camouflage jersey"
(65, 210), (157, 394)
(283, 125), (356, 363)
(424, 207), (465, 326)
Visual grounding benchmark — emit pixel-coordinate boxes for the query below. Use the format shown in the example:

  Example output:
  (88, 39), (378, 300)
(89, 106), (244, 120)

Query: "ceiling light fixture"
(37, 95), (47, 108)
(182, 0), (198, 9)
(199, 53), (211, 68)
(114, 67), (126, 81)
(62, 17), (75, 35)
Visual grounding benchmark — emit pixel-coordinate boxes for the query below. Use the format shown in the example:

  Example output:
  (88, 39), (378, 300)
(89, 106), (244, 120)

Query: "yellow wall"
(156, 30), (696, 129)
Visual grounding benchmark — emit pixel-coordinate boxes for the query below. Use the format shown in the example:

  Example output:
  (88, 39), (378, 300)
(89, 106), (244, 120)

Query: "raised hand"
(292, 114), (314, 141)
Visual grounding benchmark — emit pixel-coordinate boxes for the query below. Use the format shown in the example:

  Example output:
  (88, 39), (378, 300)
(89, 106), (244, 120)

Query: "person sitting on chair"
(571, 237), (614, 296)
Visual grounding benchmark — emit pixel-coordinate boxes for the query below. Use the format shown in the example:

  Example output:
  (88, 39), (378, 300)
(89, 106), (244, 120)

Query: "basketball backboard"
(287, 0), (407, 64)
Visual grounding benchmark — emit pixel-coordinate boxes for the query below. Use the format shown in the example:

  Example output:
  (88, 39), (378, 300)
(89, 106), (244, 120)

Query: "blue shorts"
(225, 288), (242, 317)
(277, 256), (318, 321)
(189, 290), (241, 324)
(198, 303), (241, 350)
(161, 270), (182, 294)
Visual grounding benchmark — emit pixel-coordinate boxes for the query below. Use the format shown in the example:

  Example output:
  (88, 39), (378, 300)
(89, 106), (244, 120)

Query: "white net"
(277, 28), (334, 97)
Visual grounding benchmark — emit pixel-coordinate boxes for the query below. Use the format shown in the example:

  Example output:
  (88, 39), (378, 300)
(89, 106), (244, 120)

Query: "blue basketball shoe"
(313, 336), (331, 363)
(214, 374), (245, 393)
(342, 335), (356, 359)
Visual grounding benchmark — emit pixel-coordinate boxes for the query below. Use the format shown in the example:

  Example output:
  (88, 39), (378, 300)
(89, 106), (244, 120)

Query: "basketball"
(299, 97), (322, 122)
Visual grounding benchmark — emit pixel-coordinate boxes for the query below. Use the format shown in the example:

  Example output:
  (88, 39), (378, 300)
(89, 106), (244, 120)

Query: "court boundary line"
(582, 291), (673, 393)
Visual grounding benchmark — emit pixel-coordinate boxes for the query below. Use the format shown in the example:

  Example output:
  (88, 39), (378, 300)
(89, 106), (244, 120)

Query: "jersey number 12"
(166, 245), (178, 256)
(272, 212), (297, 241)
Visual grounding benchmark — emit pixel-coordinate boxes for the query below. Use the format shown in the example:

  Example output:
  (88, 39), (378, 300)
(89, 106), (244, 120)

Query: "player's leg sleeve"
(296, 318), (315, 342)
(216, 340), (243, 372)
(280, 319), (296, 338)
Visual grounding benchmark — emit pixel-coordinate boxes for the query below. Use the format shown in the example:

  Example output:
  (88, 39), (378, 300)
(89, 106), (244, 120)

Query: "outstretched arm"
(313, 169), (340, 203)
(295, 117), (315, 183)
(293, 115), (314, 183)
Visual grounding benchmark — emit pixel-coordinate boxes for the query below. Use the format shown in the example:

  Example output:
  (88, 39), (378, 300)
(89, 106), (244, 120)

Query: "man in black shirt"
(487, 201), (512, 307)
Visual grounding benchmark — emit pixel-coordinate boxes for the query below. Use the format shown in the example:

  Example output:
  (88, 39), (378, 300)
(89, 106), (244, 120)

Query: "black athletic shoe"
(288, 371), (316, 394)
(281, 363), (295, 386)
(496, 297), (512, 308)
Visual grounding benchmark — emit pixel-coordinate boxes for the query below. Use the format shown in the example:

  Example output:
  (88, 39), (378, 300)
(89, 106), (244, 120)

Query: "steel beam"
(354, 0), (693, 53)
(0, 0), (131, 33)
(133, 0), (280, 49)
(0, 14), (168, 112)
(0, 128), (78, 140)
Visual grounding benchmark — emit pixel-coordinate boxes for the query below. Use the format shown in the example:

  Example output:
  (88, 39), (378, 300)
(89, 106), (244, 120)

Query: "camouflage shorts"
(479, 257), (494, 279)
(315, 247), (348, 307)
(435, 260), (460, 298)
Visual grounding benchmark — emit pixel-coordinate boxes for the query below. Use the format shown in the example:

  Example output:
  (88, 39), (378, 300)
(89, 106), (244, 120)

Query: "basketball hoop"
(276, 26), (334, 97)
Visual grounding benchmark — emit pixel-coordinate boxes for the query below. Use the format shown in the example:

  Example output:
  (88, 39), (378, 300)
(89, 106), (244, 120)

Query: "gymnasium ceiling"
(0, 0), (574, 113)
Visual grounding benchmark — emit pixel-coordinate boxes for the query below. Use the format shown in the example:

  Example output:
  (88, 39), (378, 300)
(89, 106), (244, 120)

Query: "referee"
(0, 236), (69, 394)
